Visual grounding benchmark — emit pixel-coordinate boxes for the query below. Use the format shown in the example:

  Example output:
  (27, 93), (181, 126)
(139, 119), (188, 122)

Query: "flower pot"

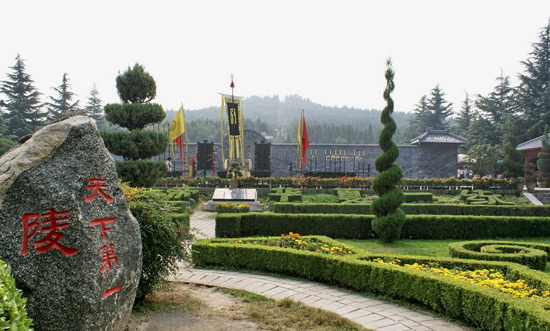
(229, 180), (238, 189)
(517, 183), (525, 191)
(527, 182), (536, 190)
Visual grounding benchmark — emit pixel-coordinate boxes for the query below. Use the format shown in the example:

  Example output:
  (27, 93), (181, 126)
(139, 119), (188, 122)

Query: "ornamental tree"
(371, 59), (405, 243)
(102, 64), (168, 187)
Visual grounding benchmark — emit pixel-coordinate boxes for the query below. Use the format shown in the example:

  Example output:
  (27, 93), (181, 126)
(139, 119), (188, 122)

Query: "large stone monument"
(0, 115), (142, 331)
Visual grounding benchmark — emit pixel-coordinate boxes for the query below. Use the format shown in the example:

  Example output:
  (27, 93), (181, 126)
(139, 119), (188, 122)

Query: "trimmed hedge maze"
(460, 190), (515, 205)
(193, 238), (550, 330)
(449, 241), (550, 271)
(269, 188), (302, 202)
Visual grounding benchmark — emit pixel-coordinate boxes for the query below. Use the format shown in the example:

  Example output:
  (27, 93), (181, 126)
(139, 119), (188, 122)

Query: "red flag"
(300, 115), (309, 170)
(175, 136), (183, 172)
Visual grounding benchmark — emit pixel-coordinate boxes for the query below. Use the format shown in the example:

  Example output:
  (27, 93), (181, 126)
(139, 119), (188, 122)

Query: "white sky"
(2, 1), (550, 113)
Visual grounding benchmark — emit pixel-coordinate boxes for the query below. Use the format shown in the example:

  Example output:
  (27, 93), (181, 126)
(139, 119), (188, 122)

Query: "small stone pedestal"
(203, 188), (263, 211)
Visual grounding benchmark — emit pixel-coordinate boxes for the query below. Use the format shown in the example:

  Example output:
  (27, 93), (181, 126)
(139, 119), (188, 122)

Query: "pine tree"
(476, 73), (515, 142)
(371, 59), (405, 243)
(0, 54), (46, 137)
(403, 95), (429, 141)
(84, 84), (105, 129)
(455, 93), (473, 135)
(46, 73), (80, 121)
(516, 20), (550, 140)
(425, 85), (453, 130)
(502, 122), (524, 178)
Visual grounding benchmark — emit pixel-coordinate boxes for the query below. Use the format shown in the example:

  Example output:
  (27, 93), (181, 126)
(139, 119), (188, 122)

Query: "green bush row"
(269, 187), (302, 202)
(460, 190), (515, 206)
(404, 192), (433, 203)
(273, 202), (550, 216)
(215, 213), (550, 239)
(449, 241), (550, 271)
(0, 259), (33, 330)
(169, 212), (190, 230)
(165, 187), (200, 202)
(334, 188), (363, 203)
(192, 240), (550, 330)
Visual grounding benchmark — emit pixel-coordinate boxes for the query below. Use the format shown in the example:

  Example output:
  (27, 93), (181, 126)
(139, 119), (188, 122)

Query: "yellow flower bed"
(232, 232), (354, 255)
(370, 258), (550, 300)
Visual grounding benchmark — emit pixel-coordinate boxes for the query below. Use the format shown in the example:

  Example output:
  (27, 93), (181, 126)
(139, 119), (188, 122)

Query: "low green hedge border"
(165, 187), (200, 202)
(404, 193), (433, 203)
(0, 259), (33, 330)
(273, 203), (550, 216)
(449, 241), (550, 271)
(269, 188), (302, 202)
(215, 213), (550, 239)
(169, 212), (190, 229)
(192, 239), (550, 330)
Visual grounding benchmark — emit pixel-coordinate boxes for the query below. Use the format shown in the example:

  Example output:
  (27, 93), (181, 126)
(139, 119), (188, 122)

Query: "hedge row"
(165, 187), (200, 202)
(215, 213), (550, 239)
(268, 188), (302, 202)
(404, 193), (433, 203)
(192, 240), (550, 330)
(273, 203), (550, 216)
(449, 241), (550, 271)
(334, 188), (363, 203)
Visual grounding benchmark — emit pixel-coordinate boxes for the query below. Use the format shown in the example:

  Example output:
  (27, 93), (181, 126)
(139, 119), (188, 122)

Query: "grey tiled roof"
(410, 129), (467, 145)
(517, 135), (548, 151)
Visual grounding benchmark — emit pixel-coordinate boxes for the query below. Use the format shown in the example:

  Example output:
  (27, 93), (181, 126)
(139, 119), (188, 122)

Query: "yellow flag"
(169, 107), (185, 141)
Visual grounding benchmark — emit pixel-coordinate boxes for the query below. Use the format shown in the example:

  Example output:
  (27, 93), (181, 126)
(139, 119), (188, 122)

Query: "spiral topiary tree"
(371, 59), (405, 243)
(102, 63), (168, 187)
(502, 121), (524, 179)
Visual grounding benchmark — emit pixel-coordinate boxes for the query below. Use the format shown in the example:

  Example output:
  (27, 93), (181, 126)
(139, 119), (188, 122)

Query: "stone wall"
(159, 130), (459, 179)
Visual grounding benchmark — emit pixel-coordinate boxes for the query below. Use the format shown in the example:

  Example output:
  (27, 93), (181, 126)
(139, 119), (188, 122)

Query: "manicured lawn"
(339, 237), (550, 272)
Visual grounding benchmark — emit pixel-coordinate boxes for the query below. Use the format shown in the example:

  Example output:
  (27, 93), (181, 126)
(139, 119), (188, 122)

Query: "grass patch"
(132, 282), (201, 316)
(339, 237), (550, 273)
(226, 290), (370, 331)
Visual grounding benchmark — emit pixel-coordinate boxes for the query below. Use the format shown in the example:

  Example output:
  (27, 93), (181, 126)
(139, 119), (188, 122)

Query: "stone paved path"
(168, 210), (472, 331)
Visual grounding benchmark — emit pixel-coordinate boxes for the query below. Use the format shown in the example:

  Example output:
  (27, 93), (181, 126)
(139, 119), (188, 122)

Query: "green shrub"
(165, 187), (200, 202)
(460, 190), (515, 206)
(101, 131), (168, 160)
(123, 185), (193, 304)
(0, 259), (33, 330)
(216, 213), (550, 240)
(215, 202), (250, 213)
(192, 239), (550, 330)
(116, 160), (167, 188)
(449, 241), (550, 270)
(334, 188), (363, 203)
(404, 193), (433, 203)
(273, 202), (550, 216)
(269, 188), (302, 202)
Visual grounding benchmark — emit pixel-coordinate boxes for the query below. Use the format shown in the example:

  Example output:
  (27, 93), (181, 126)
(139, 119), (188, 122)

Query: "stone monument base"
(203, 188), (263, 212)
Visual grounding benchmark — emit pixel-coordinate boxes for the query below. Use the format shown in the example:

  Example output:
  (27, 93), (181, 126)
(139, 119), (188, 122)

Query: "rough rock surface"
(0, 116), (142, 331)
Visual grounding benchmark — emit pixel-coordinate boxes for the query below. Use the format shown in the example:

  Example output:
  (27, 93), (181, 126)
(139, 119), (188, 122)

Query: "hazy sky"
(2, 1), (550, 114)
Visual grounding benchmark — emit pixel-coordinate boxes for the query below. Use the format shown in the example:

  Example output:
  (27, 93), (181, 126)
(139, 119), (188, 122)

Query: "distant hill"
(165, 94), (412, 131)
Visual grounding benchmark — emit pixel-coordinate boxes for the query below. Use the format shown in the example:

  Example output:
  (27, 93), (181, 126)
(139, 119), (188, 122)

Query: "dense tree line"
(403, 20), (550, 177)
(0, 54), (105, 155)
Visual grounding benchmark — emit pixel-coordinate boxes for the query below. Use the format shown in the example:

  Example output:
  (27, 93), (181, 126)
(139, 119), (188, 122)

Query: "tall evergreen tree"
(516, 20), (550, 140)
(425, 85), (453, 130)
(403, 95), (429, 141)
(476, 73), (515, 142)
(454, 93), (473, 135)
(0, 54), (45, 137)
(46, 73), (80, 121)
(371, 59), (405, 243)
(84, 84), (105, 129)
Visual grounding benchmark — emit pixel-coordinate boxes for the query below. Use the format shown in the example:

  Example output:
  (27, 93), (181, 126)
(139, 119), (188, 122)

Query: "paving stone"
(271, 289), (298, 300)
(377, 323), (412, 331)
(343, 309), (373, 320)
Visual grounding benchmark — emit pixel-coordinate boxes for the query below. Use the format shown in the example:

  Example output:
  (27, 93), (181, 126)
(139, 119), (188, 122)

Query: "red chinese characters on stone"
(89, 217), (116, 242)
(84, 178), (114, 203)
(99, 243), (119, 273)
(20, 208), (79, 257)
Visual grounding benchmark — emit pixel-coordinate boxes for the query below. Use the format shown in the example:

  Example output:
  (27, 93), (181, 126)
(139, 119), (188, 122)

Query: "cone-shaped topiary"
(537, 125), (550, 185)
(371, 59), (405, 243)
(102, 63), (168, 187)
(502, 122), (524, 179)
